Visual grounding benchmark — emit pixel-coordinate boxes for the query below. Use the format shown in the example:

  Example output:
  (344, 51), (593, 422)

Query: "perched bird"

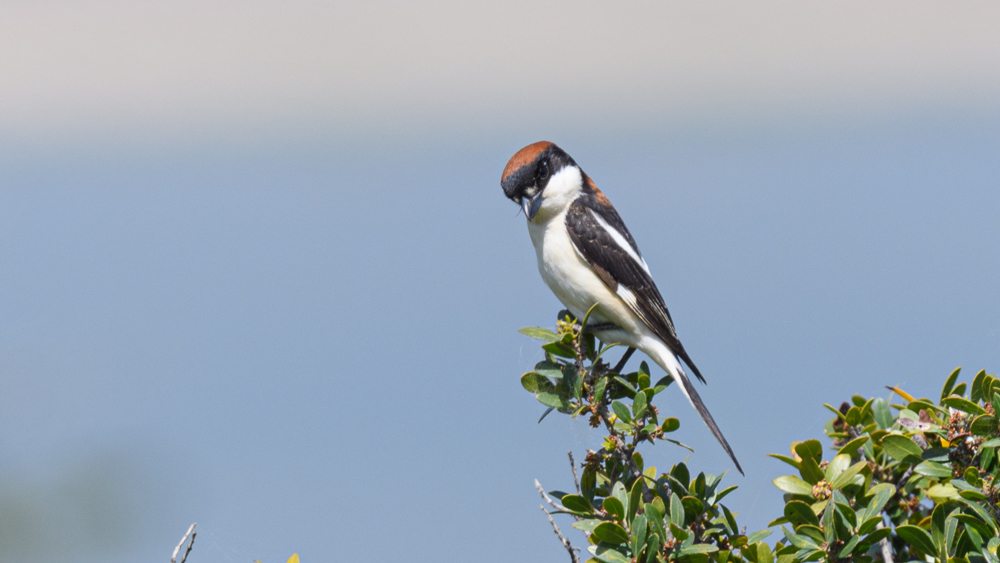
(501, 141), (742, 475)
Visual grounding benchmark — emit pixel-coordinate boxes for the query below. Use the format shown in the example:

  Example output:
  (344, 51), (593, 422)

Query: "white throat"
(529, 165), (583, 225)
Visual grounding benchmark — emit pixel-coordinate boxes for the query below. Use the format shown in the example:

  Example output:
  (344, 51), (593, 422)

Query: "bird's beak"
(521, 192), (543, 221)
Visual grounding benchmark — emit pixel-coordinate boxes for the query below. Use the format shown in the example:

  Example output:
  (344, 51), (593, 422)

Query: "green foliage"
(519, 315), (1000, 563)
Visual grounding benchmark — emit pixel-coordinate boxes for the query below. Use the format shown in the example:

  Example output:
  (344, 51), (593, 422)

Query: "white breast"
(526, 207), (645, 347)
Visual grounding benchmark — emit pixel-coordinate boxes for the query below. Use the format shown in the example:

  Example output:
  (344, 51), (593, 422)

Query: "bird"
(501, 140), (742, 475)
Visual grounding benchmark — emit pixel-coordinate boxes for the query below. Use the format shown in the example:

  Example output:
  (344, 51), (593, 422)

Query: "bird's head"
(501, 141), (578, 222)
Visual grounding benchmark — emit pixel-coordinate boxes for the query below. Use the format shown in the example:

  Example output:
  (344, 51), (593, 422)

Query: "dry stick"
(611, 347), (636, 375)
(876, 521), (893, 563)
(568, 451), (581, 495)
(535, 479), (575, 517)
(540, 505), (581, 563)
(171, 523), (197, 563)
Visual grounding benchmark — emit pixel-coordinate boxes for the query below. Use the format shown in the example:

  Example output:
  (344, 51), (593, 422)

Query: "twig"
(171, 523), (197, 563)
(535, 479), (573, 514)
(568, 451), (580, 494)
(896, 467), (914, 491)
(540, 505), (580, 563)
(876, 521), (893, 563)
(611, 347), (636, 374)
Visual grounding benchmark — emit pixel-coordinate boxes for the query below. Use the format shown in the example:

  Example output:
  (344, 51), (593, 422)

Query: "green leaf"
(577, 302), (600, 341)
(669, 522), (689, 541)
(824, 454), (851, 482)
(661, 418), (680, 433)
(822, 501), (836, 545)
(927, 483), (959, 501)
(942, 367), (962, 400)
(611, 401), (633, 424)
(747, 530), (774, 544)
(831, 461), (867, 490)
(793, 440), (823, 463)
(518, 326), (559, 341)
(670, 493), (686, 529)
(755, 541), (775, 563)
(611, 481), (628, 516)
(768, 454), (801, 470)
(881, 434), (923, 463)
(872, 398), (894, 430)
(897, 525), (937, 555)
(931, 503), (947, 554)
(631, 514), (647, 555)
(603, 496), (625, 520)
(972, 369), (988, 403)
(915, 460), (954, 478)
(682, 496), (704, 519)
(721, 504), (738, 535)
(535, 392), (569, 409)
(799, 457), (825, 485)
(593, 522), (630, 545)
(959, 497), (1000, 534)
(942, 396), (987, 415)
(645, 535), (661, 563)
(561, 494), (593, 514)
(858, 515), (882, 535)
(797, 524), (826, 545)
(839, 535), (861, 558)
(866, 527), (892, 544)
(784, 500), (820, 527)
(572, 518), (602, 533)
(960, 489), (988, 501)
(542, 341), (577, 359)
(679, 544), (719, 555)
(562, 365), (583, 400)
(635, 378), (651, 398)
(533, 360), (565, 378)
(861, 483), (896, 520)
(823, 403), (848, 421)
(971, 414), (998, 437)
(773, 475), (814, 496)
(593, 546), (630, 563)
(838, 436), (870, 458)
(781, 526), (821, 550)
(521, 372), (553, 393)
(594, 376), (608, 403)
(632, 391), (648, 419)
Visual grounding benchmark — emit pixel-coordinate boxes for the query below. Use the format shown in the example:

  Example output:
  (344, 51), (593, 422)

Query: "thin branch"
(611, 347), (636, 375)
(876, 521), (893, 563)
(535, 479), (572, 515)
(541, 505), (580, 563)
(171, 523), (197, 563)
(568, 451), (580, 495)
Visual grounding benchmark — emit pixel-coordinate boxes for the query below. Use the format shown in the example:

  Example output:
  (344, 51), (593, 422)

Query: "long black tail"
(671, 364), (744, 475)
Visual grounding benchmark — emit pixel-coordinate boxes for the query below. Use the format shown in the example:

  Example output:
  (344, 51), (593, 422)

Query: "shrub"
(520, 311), (999, 563)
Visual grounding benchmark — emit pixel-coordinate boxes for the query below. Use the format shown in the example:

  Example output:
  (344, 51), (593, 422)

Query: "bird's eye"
(538, 161), (550, 181)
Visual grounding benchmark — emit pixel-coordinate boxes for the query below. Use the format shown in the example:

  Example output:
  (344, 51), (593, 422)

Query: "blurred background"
(1, 1), (998, 561)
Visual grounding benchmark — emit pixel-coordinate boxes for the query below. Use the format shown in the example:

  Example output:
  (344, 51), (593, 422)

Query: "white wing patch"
(586, 208), (651, 275)
(615, 284), (639, 310)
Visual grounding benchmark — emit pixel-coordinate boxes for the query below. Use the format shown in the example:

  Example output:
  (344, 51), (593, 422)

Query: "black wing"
(564, 193), (706, 384)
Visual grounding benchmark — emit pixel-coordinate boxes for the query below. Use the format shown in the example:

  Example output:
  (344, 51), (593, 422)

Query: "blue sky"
(1, 2), (999, 562)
